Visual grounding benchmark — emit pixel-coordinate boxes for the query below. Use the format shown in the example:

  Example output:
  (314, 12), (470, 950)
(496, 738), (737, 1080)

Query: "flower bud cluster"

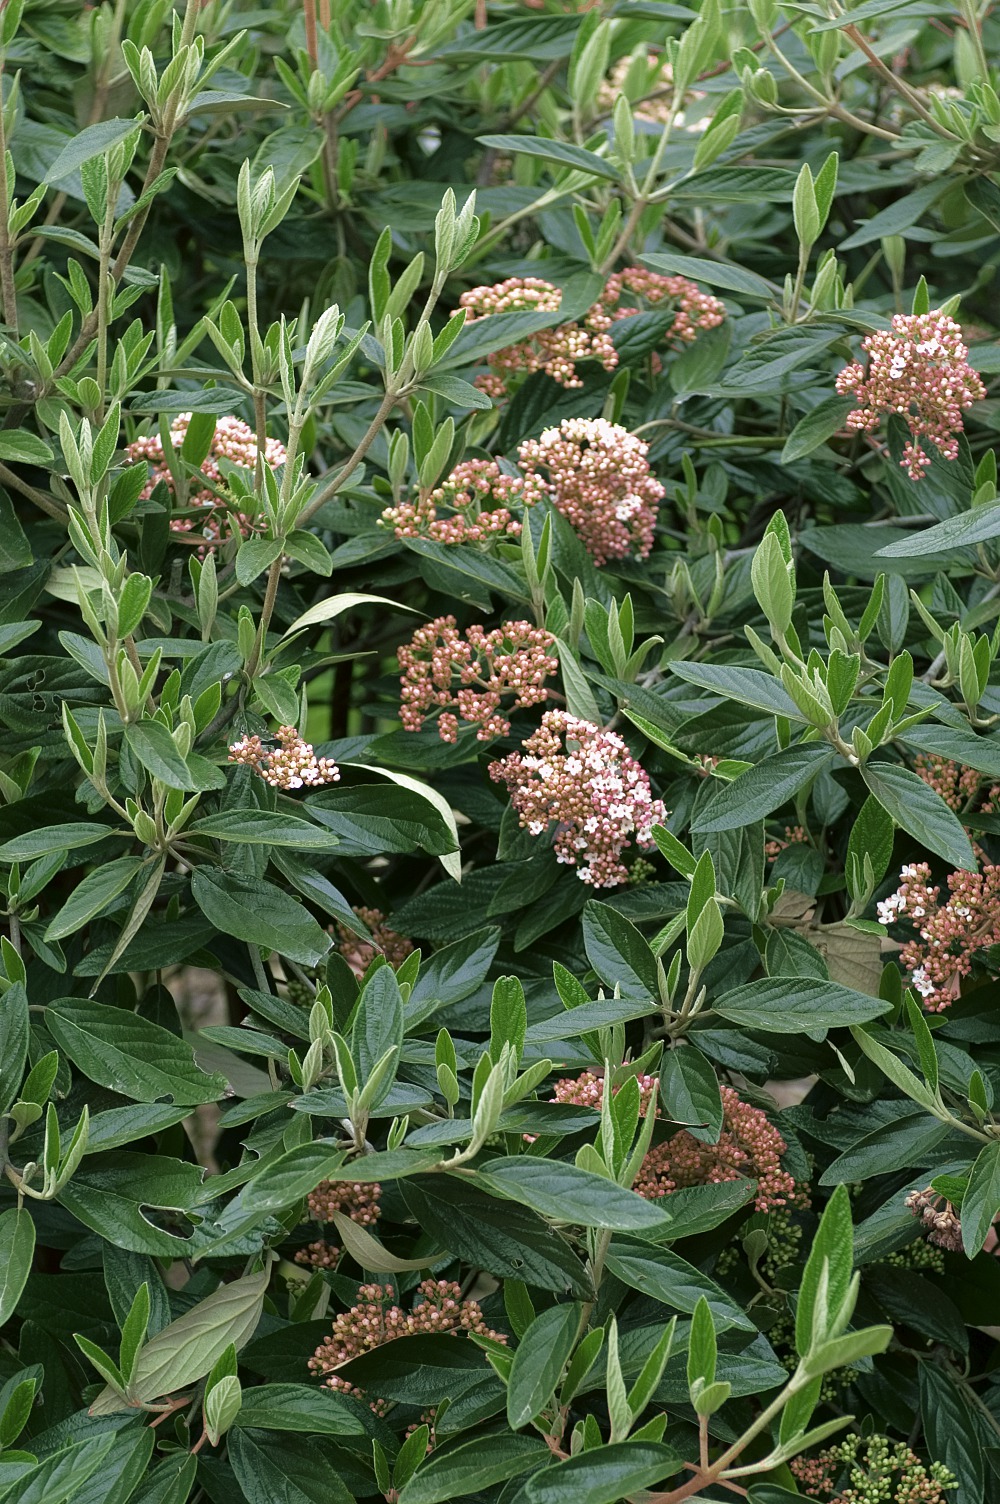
(458, 269), (724, 399)
(517, 418), (665, 564)
(458, 277), (617, 397)
(334, 906), (414, 979)
(380, 459), (543, 545)
(913, 753), (995, 813)
(765, 824), (809, 860)
(877, 859), (1000, 1011)
(489, 711), (666, 887)
(633, 1084), (802, 1212)
(905, 1185), (964, 1251)
(295, 1181), (383, 1271)
(790, 1433), (956, 1504)
(399, 616), (558, 742)
(228, 725), (341, 790)
(125, 412), (286, 545)
(309, 1280), (505, 1408)
(835, 312), (985, 480)
(550, 1072), (801, 1211)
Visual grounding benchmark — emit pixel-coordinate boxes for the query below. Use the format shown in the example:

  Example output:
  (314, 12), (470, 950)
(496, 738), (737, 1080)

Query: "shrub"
(1, 1), (999, 1502)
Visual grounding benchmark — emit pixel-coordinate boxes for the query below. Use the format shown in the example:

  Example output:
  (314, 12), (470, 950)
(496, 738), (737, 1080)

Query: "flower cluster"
(379, 459), (543, 545)
(877, 859), (1000, 1011)
(458, 277), (617, 397)
(458, 269), (724, 399)
(398, 616), (558, 743)
(517, 418), (664, 564)
(125, 412), (286, 545)
(228, 725), (340, 790)
(905, 1185), (964, 1251)
(334, 906), (414, 979)
(489, 711), (666, 887)
(835, 311), (985, 480)
(309, 1281), (505, 1408)
(790, 1434), (956, 1504)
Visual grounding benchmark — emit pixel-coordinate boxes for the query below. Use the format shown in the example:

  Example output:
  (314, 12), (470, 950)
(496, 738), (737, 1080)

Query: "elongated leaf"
(44, 857), (145, 940)
(713, 978), (889, 1034)
(398, 1434), (550, 1504)
(507, 1303), (581, 1429)
(478, 133), (619, 181)
(861, 761), (975, 871)
(189, 809), (339, 849)
(45, 997), (226, 1104)
(190, 869), (331, 966)
(43, 118), (141, 181)
(875, 504), (1000, 556)
(669, 661), (806, 720)
(606, 1239), (755, 1330)
(582, 901), (658, 996)
(0, 1208), (34, 1327)
(962, 1142), (1000, 1258)
(641, 252), (774, 299)
(474, 1158), (670, 1231)
(693, 746), (834, 832)
(524, 1442), (682, 1504)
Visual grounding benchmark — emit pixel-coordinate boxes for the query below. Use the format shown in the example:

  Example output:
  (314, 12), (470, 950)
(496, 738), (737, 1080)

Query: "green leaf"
(0, 1436), (116, 1504)
(0, 822), (120, 862)
(524, 998), (655, 1042)
(401, 1176), (593, 1296)
(124, 720), (205, 792)
(582, 901), (658, 997)
(781, 396), (855, 463)
(228, 1429), (354, 1504)
(641, 252), (774, 299)
(478, 133), (619, 181)
(232, 1383), (368, 1435)
(190, 869), (332, 966)
(189, 809), (339, 849)
(0, 1208), (34, 1328)
(875, 503), (1000, 556)
(919, 1363), (984, 1504)
(0, 981), (28, 1116)
(692, 746), (834, 833)
(606, 1239), (755, 1330)
(398, 1434), (550, 1504)
(43, 118), (141, 181)
(713, 978), (889, 1034)
(669, 661), (805, 721)
(474, 1158), (670, 1232)
(658, 1047), (723, 1141)
(57, 1152), (205, 1257)
(92, 1269), (268, 1411)
(126, 1455), (197, 1504)
(962, 1142), (1000, 1258)
(796, 1183), (853, 1355)
(507, 1303), (581, 1429)
(0, 430), (55, 464)
(524, 1442), (682, 1504)
(45, 996), (226, 1105)
(44, 857), (145, 940)
(861, 760), (975, 871)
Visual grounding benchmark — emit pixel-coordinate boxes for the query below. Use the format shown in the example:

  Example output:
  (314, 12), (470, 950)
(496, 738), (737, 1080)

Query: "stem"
(841, 22), (959, 135)
(297, 386), (400, 527)
(958, 0), (992, 84)
(0, 460), (68, 521)
(762, 31), (901, 143)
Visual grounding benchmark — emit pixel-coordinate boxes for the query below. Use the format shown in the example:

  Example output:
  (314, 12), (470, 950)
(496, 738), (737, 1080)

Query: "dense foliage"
(4, 1), (1000, 1502)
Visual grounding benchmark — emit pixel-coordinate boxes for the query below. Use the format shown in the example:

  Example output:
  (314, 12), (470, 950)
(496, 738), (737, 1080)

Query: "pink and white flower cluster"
(488, 711), (666, 887)
(835, 311), (985, 480)
(877, 858), (1000, 1012)
(125, 412), (286, 545)
(458, 268), (725, 399)
(309, 1281), (504, 1407)
(295, 1180), (383, 1270)
(398, 616), (558, 743)
(517, 417), (664, 564)
(380, 458), (543, 545)
(228, 725), (340, 790)
(551, 1072), (802, 1212)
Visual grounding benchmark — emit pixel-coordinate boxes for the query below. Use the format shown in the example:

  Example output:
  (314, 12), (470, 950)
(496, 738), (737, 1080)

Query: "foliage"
(2, 1), (1000, 1502)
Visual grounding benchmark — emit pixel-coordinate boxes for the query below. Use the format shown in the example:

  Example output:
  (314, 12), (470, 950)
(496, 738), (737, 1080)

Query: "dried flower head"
(398, 616), (558, 743)
(790, 1432), (956, 1504)
(228, 725), (340, 790)
(633, 1083), (802, 1212)
(877, 859), (1000, 1011)
(334, 907), (414, 979)
(125, 412), (286, 545)
(489, 711), (666, 888)
(309, 1280), (505, 1409)
(517, 418), (664, 565)
(835, 311), (985, 480)
(905, 1185), (964, 1251)
(380, 459), (543, 545)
